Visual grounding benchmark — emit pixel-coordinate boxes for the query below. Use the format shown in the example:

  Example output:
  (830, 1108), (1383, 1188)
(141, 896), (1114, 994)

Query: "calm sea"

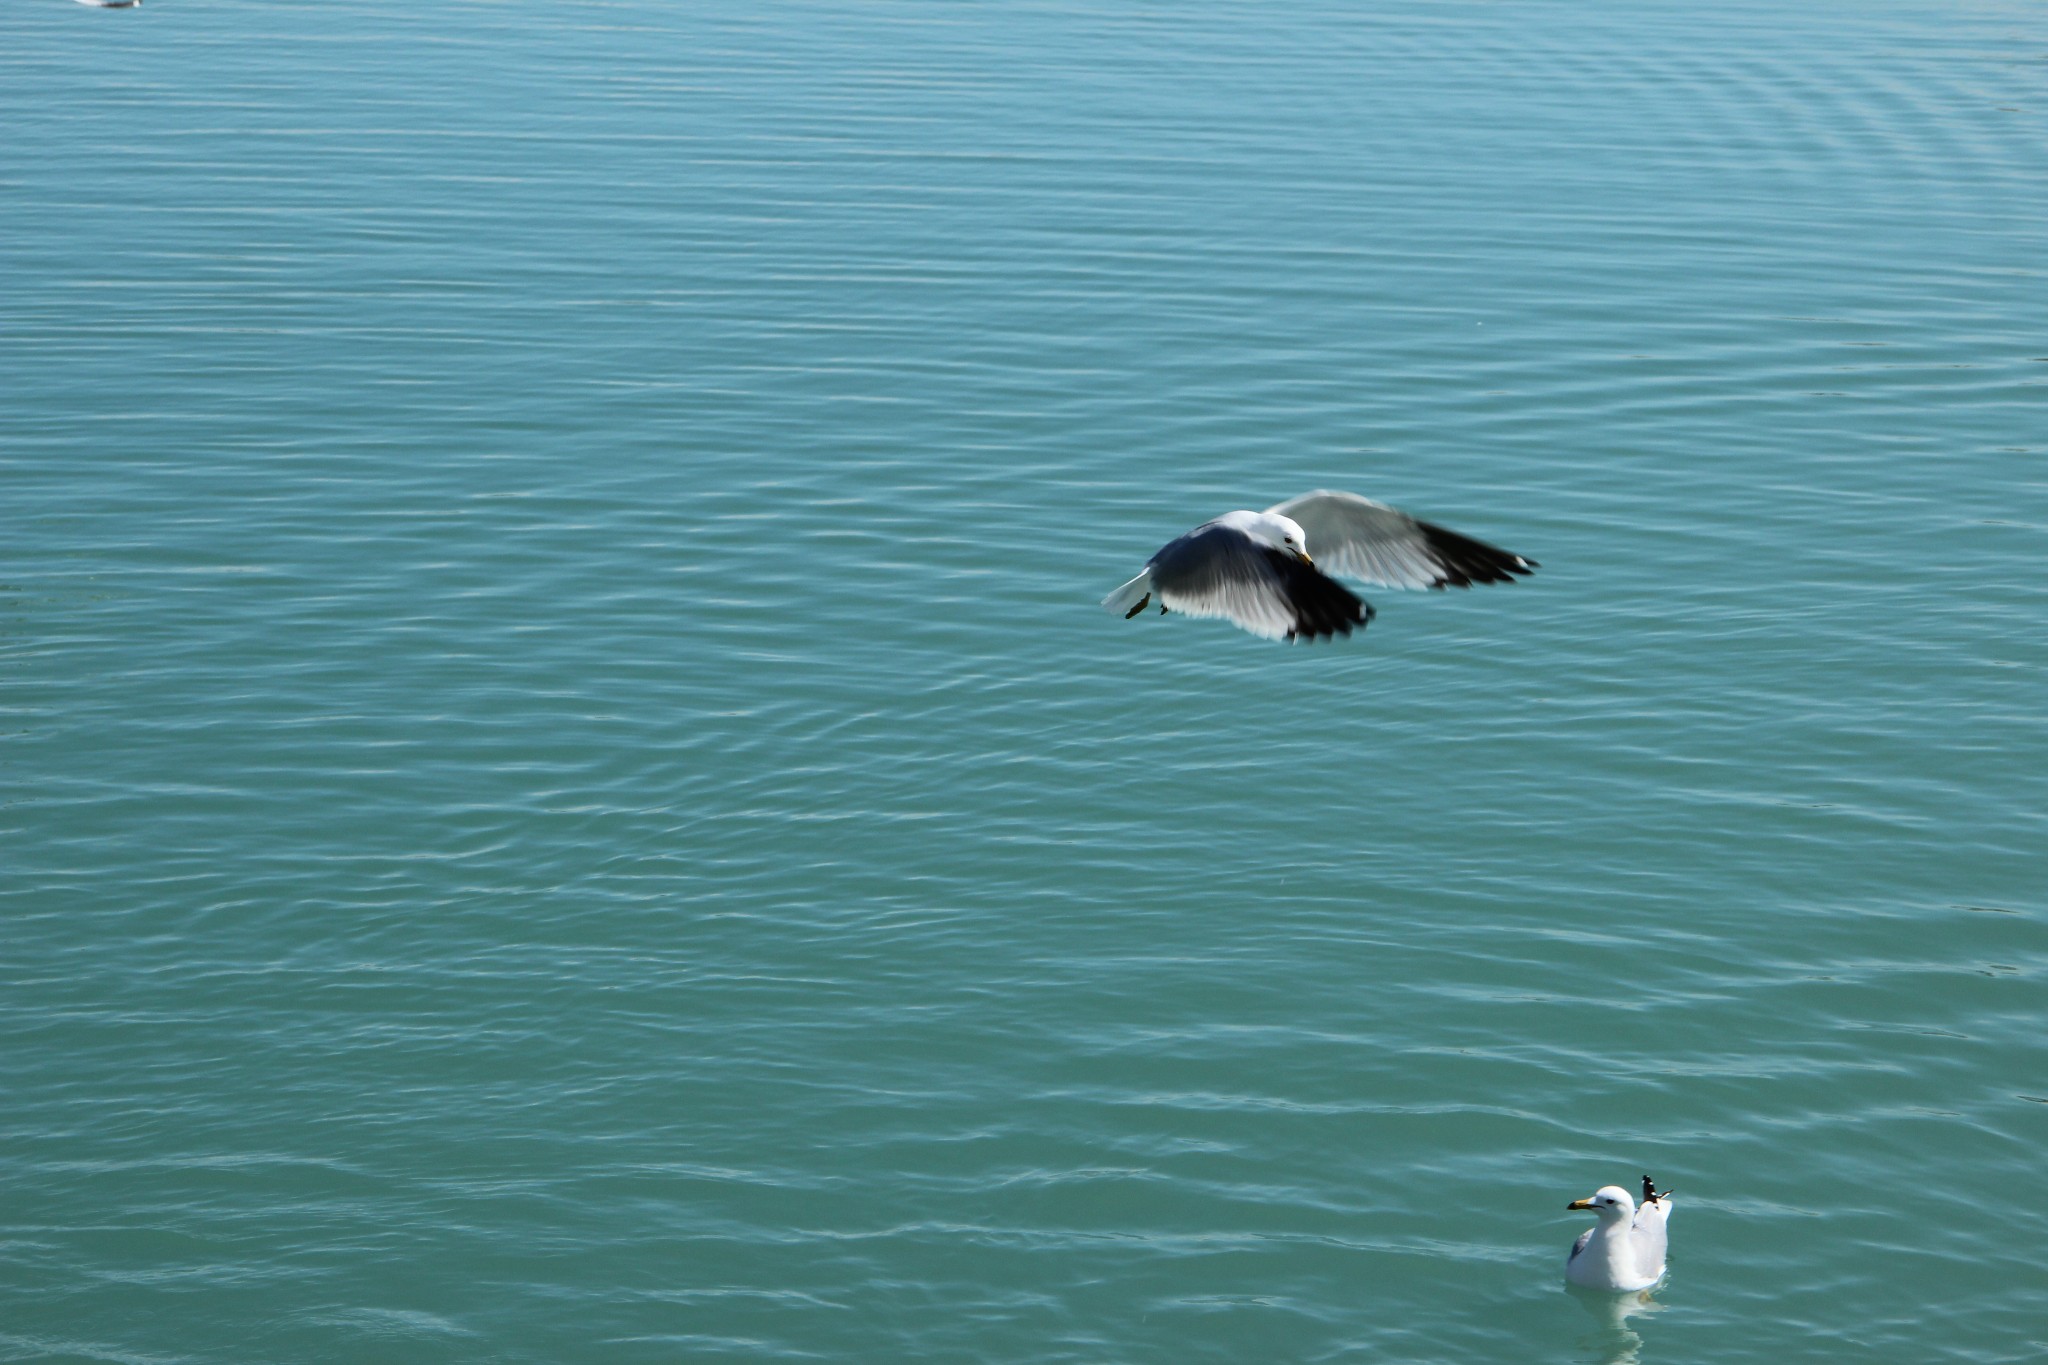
(5, 2), (2046, 1361)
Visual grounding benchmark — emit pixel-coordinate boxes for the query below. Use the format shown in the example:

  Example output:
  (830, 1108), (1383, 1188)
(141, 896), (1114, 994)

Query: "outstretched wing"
(1265, 490), (1537, 590)
(1145, 522), (1371, 642)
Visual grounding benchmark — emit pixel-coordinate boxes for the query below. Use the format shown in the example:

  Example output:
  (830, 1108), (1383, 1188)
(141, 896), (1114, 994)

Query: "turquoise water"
(6, 1), (2047, 1361)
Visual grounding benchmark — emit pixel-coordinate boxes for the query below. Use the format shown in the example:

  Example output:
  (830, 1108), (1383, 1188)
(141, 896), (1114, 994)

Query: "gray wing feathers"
(1268, 491), (1444, 589)
(1567, 1227), (1594, 1265)
(1630, 1197), (1671, 1280)
(1146, 526), (1297, 641)
(1265, 490), (1536, 590)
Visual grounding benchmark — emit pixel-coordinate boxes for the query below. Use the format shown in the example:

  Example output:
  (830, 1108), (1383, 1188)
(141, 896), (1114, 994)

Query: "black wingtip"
(1415, 519), (1538, 589)
(1268, 548), (1372, 643)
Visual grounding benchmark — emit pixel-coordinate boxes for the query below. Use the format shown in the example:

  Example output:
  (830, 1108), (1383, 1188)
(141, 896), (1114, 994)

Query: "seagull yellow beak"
(1566, 1198), (1596, 1210)
(1298, 551), (1315, 567)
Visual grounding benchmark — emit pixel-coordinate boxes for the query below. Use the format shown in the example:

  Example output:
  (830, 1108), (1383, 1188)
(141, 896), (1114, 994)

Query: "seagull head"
(1275, 515), (1312, 565)
(1568, 1186), (1637, 1222)
(1226, 510), (1313, 565)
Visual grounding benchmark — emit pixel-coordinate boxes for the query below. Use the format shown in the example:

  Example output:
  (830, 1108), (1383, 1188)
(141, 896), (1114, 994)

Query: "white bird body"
(1103, 489), (1535, 643)
(1565, 1183), (1672, 1292)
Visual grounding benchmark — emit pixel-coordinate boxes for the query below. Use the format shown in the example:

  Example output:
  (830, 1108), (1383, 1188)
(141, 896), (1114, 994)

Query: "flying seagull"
(1565, 1176), (1673, 1291)
(1101, 489), (1536, 643)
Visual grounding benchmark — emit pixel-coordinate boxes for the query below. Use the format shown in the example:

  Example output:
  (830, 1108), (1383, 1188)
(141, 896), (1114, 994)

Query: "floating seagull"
(1101, 489), (1536, 643)
(1565, 1176), (1673, 1291)
(75, 0), (143, 7)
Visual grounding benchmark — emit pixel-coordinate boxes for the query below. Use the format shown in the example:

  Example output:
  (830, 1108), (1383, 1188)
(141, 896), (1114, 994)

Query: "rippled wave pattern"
(5, 1), (2046, 1361)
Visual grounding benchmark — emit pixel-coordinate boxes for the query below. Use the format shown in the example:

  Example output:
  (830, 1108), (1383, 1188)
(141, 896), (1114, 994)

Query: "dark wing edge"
(1411, 518), (1540, 590)
(1261, 546), (1374, 643)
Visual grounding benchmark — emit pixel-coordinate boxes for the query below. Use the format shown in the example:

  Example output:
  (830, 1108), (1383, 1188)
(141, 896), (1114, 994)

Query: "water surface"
(5, 2), (2047, 1361)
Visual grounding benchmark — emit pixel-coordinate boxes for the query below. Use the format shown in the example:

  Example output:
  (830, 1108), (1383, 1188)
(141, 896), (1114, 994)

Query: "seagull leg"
(1124, 594), (1151, 620)
(1158, 604), (1168, 615)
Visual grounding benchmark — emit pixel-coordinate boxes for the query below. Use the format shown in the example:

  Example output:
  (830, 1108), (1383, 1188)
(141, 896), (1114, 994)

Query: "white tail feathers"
(1102, 571), (1152, 616)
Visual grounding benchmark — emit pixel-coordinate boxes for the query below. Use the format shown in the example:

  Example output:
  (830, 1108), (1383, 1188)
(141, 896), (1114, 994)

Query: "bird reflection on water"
(1566, 1284), (1666, 1365)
